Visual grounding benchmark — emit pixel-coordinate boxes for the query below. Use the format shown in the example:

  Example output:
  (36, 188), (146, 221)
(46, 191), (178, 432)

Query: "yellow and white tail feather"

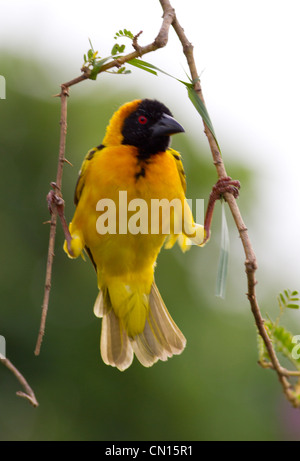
(93, 282), (186, 371)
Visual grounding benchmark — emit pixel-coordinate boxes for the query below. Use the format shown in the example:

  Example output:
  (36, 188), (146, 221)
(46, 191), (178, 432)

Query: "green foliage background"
(0, 56), (299, 441)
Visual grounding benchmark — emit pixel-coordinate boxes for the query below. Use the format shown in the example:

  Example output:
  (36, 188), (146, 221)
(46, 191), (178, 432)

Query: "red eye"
(138, 115), (148, 125)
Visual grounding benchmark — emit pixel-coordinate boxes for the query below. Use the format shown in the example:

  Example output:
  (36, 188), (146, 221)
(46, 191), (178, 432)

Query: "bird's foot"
(203, 176), (241, 243)
(210, 176), (240, 202)
(47, 182), (74, 256)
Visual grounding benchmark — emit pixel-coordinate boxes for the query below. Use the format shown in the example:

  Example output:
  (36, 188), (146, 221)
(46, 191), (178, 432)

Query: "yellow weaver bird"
(63, 99), (210, 371)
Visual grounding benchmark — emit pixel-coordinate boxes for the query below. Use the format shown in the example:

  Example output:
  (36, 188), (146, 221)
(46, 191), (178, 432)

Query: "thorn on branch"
(114, 59), (123, 69)
(60, 85), (69, 98)
(239, 226), (248, 234)
(183, 41), (193, 55)
(245, 259), (258, 272)
(81, 66), (91, 78)
(133, 31), (143, 56)
(246, 292), (257, 301)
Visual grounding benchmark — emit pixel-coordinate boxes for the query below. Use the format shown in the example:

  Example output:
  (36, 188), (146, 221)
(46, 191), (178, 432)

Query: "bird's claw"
(203, 176), (240, 243)
(211, 176), (241, 202)
(46, 182), (73, 256)
(47, 182), (64, 215)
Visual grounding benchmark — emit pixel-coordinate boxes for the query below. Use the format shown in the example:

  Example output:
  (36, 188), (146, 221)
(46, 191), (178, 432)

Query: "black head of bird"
(121, 99), (185, 158)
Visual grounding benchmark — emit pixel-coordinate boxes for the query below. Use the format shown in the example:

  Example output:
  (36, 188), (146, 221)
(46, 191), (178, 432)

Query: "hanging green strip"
(215, 201), (230, 298)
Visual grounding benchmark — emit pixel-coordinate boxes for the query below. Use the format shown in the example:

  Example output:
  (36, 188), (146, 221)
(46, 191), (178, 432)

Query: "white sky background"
(1, 0), (300, 292)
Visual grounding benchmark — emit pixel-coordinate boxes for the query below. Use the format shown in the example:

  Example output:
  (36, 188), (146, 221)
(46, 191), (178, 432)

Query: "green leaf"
(111, 44), (119, 56)
(111, 43), (126, 56)
(128, 58), (158, 75)
(186, 86), (219, 149)
(277, 289), (300, 311)
(89, 56), (112, 80)
(123, 29), (134, 39)
(88, 38), (95, 52)
(114, 29), (133, 39)
(257, 330), (270, 363)
(116, 67), (131, 75)
(128, 58), (179, 80)
(111, 43), (125, 56)
(265, 320), (300, 370)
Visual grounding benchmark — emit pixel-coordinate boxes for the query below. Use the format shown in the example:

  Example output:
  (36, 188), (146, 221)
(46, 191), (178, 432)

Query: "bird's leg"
(47, 182), (74, 256)
(203, 177), (240, 243)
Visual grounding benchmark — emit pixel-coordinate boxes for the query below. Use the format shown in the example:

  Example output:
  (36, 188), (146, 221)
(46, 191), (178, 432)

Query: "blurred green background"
(1, 55), (300, 441)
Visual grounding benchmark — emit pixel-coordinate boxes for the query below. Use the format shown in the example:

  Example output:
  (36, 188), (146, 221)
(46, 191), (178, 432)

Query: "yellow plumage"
(64, 99), (206, 371)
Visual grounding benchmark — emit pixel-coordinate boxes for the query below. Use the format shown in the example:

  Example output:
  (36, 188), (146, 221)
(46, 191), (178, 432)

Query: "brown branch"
(259, 361), (300, 377)
(1, 356), (38, 407)
(34, 8), (176, 356)
(132, 31), (143, 56)
(35, 86), (69, 356)
(61, 9), (175, 89)
(159, 0), (300, 407)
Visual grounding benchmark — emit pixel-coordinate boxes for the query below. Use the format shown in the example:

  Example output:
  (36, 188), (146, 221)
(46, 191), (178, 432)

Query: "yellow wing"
(74, 144), (104, 206)
(165, 148), (206, 252)
(169, 148), (186, 195)
(64, 144), (105, 262)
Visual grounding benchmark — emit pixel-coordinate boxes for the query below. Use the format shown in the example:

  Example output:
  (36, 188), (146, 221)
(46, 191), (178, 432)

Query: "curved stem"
(1, 357), (38, 407)
(35, 86), (69, 356)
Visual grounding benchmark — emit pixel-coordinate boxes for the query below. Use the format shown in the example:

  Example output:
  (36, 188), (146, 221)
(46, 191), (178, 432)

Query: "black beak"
(151, 113), (185, 137)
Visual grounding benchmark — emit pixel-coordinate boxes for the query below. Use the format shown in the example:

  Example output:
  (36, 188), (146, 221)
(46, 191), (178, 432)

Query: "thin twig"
(35, 86), (69, 356)
(132, 31), (144, 56)
(259, 361), (300, 377)
(62, 10), (175, 89)
(159, 0), (299, 407)
(0, 356), (38, 407)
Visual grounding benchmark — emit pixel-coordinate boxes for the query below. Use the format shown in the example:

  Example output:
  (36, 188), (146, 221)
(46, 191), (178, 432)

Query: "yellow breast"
(71, 145), (185, 282)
